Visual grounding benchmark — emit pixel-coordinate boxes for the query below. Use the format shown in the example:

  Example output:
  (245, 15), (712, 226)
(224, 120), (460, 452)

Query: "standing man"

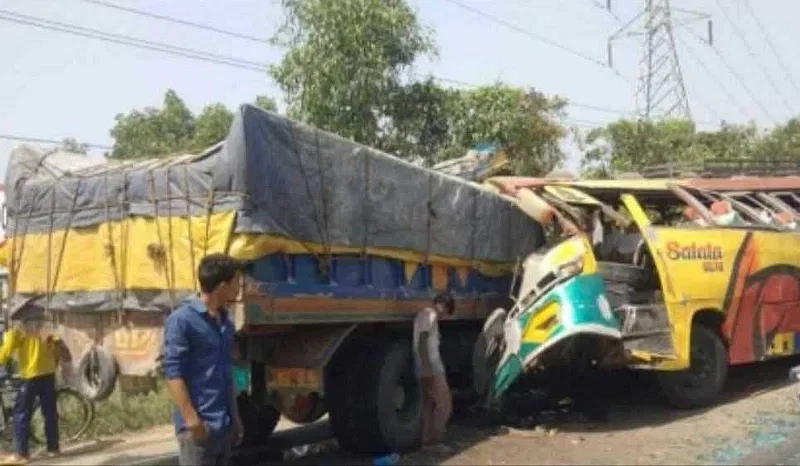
(163, 254), (245, 466)
(0, 304), (67, 465)
(413, 292), (455, 448)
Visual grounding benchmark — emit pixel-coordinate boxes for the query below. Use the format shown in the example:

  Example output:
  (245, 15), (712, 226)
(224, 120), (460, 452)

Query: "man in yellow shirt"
(0, 308), (67, 464)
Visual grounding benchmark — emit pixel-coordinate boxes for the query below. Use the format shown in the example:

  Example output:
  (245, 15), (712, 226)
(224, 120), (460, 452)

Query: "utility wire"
(741, 0), (800, 95)
(442, 0), (633, 84)
(78, 0), (271, 44)
(0, 134), (111, 149)
(674, 36), (748, 122)
(429, 75), (723, 125)
(0, 9), (268, 72)
(713, 0), (793, 115)
(4, 6), (640, 123)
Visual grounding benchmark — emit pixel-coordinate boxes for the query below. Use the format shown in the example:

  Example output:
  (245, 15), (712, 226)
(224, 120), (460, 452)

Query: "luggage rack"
(638, 158), (800, 179)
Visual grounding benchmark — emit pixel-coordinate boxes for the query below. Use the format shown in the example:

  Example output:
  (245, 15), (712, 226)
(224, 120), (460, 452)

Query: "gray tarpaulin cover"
(6, 104), (544, 312)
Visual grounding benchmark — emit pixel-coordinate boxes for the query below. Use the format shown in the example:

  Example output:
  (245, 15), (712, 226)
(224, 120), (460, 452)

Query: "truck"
(4, 105), (546, 454)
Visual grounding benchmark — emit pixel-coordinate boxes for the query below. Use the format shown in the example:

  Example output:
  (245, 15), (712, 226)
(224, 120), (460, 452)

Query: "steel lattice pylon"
(607, 0), (711, 121)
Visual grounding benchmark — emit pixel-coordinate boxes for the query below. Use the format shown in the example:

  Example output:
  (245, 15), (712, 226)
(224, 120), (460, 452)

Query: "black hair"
(433, 292), (455, 315)
(198, 253), (242, 294)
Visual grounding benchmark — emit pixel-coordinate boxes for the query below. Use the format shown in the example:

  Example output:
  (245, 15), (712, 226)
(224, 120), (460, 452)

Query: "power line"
(78, 0), (271, 44)
(705, 43), (777, 124)
(0, 9), (268, 72)
(429, 75), (722, 125)
(675, 35), (748, 122)
(741, 0), (800, 95)
(442, 0), (633, 84)
(0, 134), (111, 150)
(713, 0), (793, 115)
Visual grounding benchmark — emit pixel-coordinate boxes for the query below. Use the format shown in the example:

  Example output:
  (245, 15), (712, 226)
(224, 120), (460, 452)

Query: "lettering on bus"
(665, 241), (724, 273)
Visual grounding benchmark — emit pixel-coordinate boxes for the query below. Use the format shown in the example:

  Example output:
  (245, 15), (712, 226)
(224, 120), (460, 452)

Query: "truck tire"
(657, 324), (728, 409)
(355, 339), (422, 453)
(327, 339), (422, 454)
(327, 342), (377, 453)
(76, 346), (118, 402)
(276, 392), (327, 424)
(237, 392), (280, 448)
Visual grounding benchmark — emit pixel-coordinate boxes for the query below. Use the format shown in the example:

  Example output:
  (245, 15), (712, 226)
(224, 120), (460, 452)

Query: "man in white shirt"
(413, 293), (454, 447)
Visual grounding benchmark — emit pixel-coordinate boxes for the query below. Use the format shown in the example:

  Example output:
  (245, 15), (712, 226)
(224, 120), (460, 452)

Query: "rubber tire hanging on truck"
(657, 323), (728, 409)
(75, 346), (118, 402)
(326, 339), (423, 454)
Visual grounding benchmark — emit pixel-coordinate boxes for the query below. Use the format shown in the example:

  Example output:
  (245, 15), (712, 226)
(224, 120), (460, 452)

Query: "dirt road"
(30, 356), (800, 465)
(285, 356), (800, 466)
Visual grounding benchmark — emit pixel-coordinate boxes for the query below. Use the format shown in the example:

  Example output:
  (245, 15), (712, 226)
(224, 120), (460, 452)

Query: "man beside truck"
(163, 254), (245, 466)
(414, 293), (455, 448)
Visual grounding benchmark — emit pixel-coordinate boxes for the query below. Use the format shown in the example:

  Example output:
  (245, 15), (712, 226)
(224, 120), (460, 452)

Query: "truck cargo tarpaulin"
(5, 105), (544, 313)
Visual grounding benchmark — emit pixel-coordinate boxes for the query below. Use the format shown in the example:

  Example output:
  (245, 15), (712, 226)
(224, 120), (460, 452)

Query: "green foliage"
(269, 0), (567, 175)
(61, 138), (88, 155)
(270, 0), (436, 148)
(442, 85), (567, 175)
(255, 95), (278, 112)
(577, 119), (795, 177)
(109, 90), (280, 159)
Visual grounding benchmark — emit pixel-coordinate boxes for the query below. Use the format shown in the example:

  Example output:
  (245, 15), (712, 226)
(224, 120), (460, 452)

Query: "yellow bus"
(485, 176), (800, 408)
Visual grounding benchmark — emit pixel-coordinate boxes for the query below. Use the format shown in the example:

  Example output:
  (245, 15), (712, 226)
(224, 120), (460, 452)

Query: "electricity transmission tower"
(606, 0), (711, 121)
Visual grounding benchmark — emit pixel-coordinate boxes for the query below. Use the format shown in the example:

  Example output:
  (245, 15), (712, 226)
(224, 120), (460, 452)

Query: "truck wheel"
(237, 392), (280, 448)
(276, 392), (327, 424)
(76, 346), (118, 402)
(658, 324), (728, 409)
(327, 342), (377, 453)
(354, 339), (422, 454)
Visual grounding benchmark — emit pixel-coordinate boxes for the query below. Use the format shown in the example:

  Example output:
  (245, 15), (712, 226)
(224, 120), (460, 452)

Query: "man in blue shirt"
(163, 253), (245, 466)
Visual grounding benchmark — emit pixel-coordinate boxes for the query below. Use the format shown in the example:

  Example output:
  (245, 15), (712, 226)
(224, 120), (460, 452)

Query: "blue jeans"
(13, 373), (59, 457)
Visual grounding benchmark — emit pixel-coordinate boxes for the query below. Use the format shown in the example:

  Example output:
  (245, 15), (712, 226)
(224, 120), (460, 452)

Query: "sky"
(1, 0), (800, 180)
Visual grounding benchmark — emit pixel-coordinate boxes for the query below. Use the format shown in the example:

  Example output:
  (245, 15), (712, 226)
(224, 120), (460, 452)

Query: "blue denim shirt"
(163, 297), (235, 436)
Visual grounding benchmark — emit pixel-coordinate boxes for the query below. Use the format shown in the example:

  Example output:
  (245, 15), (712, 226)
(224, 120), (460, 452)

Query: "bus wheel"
(658, 324), (728, 409)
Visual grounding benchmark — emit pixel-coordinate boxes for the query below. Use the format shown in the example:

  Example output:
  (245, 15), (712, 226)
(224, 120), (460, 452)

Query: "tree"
(255, 95), (277, 112)
(442, 85), (567, 175)
(109, 90), (280, 159)
(270, 0), (435, 148)
(270, 0), (567, 175)
(579, 119), (766, 178)
(61, 138), (88, 155)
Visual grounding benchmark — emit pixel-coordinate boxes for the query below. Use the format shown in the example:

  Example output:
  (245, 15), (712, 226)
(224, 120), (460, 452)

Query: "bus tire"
(472, 308), (507, 398)
(658, 324), (728, 409)
(76, 347), (118, 402)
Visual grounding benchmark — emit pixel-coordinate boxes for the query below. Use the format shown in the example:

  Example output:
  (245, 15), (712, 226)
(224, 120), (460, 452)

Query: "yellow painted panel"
(13, 209), (516, 294)
(522, 302), (560, 345)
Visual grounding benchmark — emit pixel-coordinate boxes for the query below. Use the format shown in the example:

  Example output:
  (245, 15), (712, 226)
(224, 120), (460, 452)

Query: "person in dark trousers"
(413, 292), (455, 449)
(163, 254), (245, 466)
(0, 304), (68, 465)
